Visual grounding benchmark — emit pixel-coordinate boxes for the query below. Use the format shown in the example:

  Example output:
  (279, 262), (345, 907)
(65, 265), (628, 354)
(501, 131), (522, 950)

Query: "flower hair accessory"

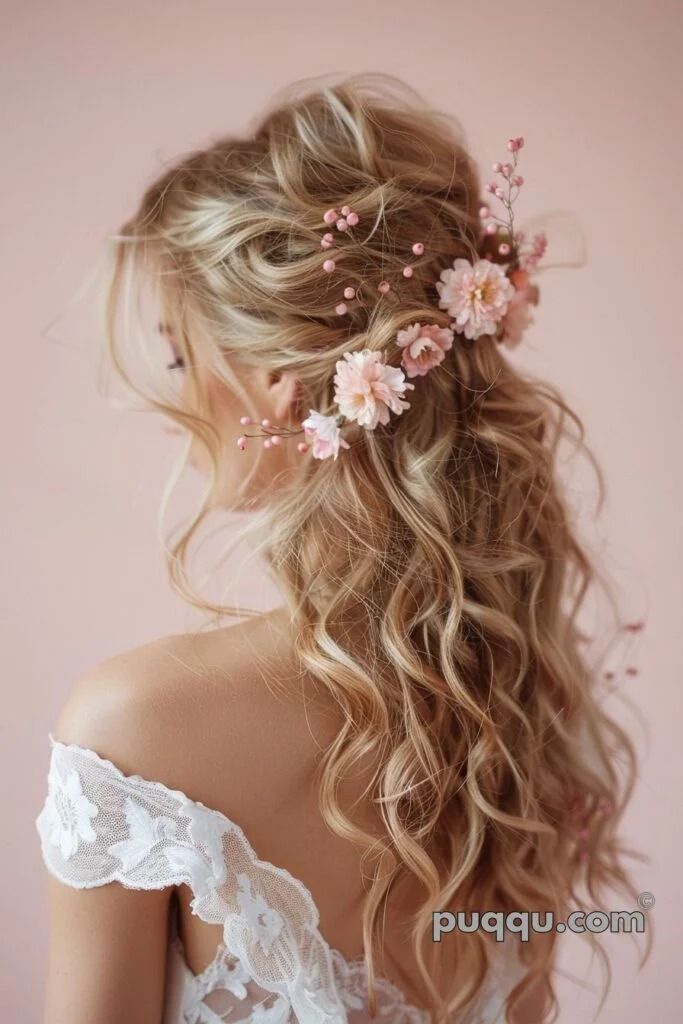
(237, 135), (546, 458)
(237, 347), (419, 460)
(437, 136), (547, 349)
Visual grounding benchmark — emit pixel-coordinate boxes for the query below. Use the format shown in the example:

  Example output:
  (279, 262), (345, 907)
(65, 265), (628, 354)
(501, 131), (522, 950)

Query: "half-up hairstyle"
(102, 73), (645, 1023)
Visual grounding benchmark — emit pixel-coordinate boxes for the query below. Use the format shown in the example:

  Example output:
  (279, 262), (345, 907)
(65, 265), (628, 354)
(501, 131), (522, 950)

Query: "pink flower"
(519, 231), (547, 272)
(436, 258), (515, 340)
(333, 349), (415, 429)
(499, 283), (539, 349)
(301, 410), (350, 460)
(396, 323), (454, 378)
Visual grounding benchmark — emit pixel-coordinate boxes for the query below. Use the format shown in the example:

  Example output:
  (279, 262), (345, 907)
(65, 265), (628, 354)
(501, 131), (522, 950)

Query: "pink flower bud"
(239, 415), (251, 425)
(323, 208), (338, 224)
(485, 182), (496, 194)
(341, 205), (351, 216)
(321, 232), (334, 249)
(485, 223), (497, 235)
(507, 139), (519, 152)
(237, 436), (247, 450)
(335, 302), (348, 315)
(346, 211), (359, 226)
(502, 163), (512, 176)
(515, 136), (525, 149)
(263, 438), (273, 449)
(411, 241), (425, 256)
(498, 242), (511, 256)
(261, 418), (271, 427)
(336, 218), (348, 231)
(378, 281), (391, 294)
(479, 205), (489, 218)
(323, 259), (336, 273)
(343, 286), (355, 299)
(402, 265), (414, 278)
(296, 442), (309, 454)
(495, 187), (505, 199)
(270, 434), (282, 446)
(492, 161), (502, 172)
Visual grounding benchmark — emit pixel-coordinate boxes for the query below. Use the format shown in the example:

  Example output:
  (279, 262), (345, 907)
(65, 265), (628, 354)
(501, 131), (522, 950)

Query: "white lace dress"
(36, 736), (526, 1023)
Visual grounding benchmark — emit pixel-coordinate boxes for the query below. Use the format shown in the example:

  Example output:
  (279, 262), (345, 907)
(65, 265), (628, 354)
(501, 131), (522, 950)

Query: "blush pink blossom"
(499, 283), (540, 349)
(437, 258), (515, 340)
(519, 231), (548, 271)
(301, 410), (350, 460)
(333, 349), (415, 429)
(396, 323), (454, 378)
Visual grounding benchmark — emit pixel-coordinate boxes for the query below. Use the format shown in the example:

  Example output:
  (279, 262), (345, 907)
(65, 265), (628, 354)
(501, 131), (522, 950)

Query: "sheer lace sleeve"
(35, 736), (354, 1023)
(35, 734), (229, 895)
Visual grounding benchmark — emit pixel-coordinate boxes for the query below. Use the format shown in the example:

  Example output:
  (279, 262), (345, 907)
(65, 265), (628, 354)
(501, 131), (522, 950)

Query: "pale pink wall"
(3, 0), (681, 1018)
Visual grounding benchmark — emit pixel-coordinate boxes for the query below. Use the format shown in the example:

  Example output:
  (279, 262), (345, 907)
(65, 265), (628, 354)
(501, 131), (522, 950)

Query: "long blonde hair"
(102, 74), (644, 1022)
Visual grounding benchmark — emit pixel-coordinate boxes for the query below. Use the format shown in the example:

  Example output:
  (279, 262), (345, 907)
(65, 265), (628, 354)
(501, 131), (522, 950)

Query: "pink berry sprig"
(600, 619), (645, 699)
(569, 791), (614, 864)
(519, 231), (548, 272)
(320, 205), (362, 316)
(319, 203), (426, 312)
(479, 136), (526, 266)
(236, 415), (310, 454)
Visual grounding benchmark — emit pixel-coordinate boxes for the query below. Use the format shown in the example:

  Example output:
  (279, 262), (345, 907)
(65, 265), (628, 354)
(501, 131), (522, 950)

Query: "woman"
(36, 75), (640, 1024)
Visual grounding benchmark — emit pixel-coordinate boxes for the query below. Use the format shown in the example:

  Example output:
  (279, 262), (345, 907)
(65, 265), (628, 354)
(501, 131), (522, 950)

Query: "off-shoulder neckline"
(48, 732), (327, 930)
(46, 733), (432, 1023)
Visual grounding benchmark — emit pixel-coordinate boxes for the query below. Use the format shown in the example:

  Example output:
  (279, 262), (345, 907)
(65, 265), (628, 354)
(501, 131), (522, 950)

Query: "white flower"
(301, 410), (350, 460)
(183, 801), (228, 887)
(109, 796), (177, 872)
(235, 873), (284, 954)
(44, 765), (99, 860)
(163, 844), (218, 897)
(436, 258), (514, 340)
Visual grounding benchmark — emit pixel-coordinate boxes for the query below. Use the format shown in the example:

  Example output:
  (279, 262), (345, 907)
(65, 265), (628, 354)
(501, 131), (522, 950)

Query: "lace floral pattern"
(36, 737), (525, 1023)
(109, 796), (177, 872)
(41, 760), (99, 859)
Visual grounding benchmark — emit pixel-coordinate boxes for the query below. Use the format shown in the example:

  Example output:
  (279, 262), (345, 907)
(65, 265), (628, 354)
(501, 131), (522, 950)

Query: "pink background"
(3, 1), (681, 1018)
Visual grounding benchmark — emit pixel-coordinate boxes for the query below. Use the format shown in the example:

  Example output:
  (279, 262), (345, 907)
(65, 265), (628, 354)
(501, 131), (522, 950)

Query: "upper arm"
(41, 644), (182, 1024)
(44, 874), (172, 1024)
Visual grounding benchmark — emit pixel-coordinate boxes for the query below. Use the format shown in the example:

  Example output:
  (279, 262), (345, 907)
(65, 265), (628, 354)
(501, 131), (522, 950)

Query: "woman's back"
(38, 607), (529, 1022)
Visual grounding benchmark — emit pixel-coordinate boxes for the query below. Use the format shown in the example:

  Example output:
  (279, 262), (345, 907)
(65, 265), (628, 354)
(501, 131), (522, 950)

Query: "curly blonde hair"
(102, 74), (644, 1023)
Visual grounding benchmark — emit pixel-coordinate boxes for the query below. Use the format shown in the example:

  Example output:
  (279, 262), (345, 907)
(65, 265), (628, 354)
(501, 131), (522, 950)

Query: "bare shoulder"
(53, 606), (340, 829)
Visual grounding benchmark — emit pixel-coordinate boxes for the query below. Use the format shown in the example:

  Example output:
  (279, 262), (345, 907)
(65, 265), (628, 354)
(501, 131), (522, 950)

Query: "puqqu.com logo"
(432, 905), (650, 942)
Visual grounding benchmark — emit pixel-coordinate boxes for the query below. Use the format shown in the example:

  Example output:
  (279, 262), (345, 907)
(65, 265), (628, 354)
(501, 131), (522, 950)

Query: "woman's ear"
(268, 370), (301, 423)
